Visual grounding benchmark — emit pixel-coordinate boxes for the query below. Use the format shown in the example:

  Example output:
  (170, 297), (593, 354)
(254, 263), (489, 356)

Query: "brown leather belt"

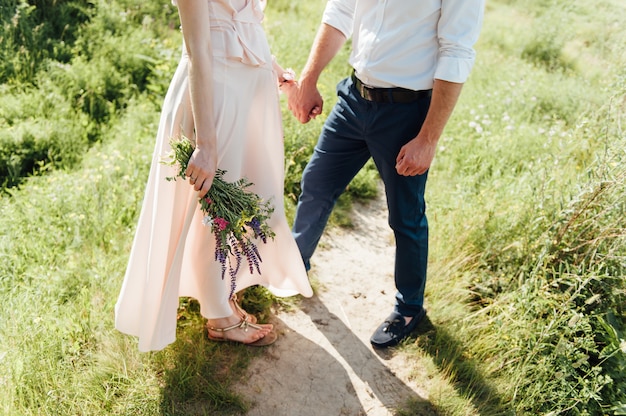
(351, 72), (432, 104)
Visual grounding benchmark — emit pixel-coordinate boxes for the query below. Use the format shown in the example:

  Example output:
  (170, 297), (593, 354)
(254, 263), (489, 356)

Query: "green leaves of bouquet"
(163, 137), (275, 296)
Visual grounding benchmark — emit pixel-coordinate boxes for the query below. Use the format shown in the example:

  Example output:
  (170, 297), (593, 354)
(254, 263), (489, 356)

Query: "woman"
(115, 0), (312, 352)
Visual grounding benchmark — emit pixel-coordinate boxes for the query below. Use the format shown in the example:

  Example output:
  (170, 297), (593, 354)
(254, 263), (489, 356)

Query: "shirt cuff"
(434, 56), (475, 84)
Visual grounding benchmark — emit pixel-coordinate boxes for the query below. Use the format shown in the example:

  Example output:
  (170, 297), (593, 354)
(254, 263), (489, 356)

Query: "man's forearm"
(419, 79), (464, 144)
(300, 23), (347, 88)
(288, 23), (346, 123)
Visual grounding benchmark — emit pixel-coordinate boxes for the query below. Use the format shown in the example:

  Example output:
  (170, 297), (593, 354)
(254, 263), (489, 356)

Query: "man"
(288, 0), (485, 348)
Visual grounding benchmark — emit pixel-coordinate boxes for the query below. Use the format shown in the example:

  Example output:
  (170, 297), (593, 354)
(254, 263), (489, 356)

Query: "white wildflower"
(469, 121), (483, 134)
(202, 216), (213, 227)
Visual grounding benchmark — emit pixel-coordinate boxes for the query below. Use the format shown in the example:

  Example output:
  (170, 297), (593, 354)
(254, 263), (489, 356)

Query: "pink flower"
(213, 217), (229, 231)
(204, 197), (212, 204)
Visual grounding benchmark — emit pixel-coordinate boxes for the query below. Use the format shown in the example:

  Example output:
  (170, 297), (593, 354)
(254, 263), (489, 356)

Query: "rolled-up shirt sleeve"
(434, 0), (485, 83)
(322, 0), (356, 39)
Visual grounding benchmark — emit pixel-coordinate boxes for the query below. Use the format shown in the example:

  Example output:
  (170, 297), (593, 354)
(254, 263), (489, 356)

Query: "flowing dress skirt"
(115, 40), (312, 351)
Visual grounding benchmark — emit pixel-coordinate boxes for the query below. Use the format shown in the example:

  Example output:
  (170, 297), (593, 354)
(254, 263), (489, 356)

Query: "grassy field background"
(0, 0), (625, 414)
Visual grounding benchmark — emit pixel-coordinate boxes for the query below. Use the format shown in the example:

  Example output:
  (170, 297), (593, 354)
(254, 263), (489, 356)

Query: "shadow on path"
(301, 296), (439, 416)
(238, 315), (367, 415)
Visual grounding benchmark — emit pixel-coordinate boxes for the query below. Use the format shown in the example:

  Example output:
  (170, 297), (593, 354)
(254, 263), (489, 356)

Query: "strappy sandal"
(230, 294), (257, 324)
(207, 318), (277, 347)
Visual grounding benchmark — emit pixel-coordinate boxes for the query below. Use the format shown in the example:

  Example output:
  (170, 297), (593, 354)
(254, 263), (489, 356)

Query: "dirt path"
(235, 188), (436, 415)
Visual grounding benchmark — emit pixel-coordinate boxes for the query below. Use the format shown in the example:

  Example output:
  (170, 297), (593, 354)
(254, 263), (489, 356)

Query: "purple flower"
(247, 217), (267, 243)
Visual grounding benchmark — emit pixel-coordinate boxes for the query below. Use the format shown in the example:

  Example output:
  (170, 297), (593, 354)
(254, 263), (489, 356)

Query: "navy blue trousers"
(292, 75), (432, 317)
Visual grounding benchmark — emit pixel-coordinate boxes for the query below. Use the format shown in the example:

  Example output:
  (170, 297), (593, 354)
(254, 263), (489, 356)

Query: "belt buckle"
(358, 82), (370, 100)
(363, 87), (374, 101)
(359, 82), (375, 101)
(353, 73), (379, 102)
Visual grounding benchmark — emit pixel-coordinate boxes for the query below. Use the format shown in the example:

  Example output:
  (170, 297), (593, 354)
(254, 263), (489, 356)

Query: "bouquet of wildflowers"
(163, 137), (275, 296)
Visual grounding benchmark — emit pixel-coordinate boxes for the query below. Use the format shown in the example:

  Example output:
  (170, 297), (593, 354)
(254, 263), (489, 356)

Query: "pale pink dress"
(115, 0), (312, 352)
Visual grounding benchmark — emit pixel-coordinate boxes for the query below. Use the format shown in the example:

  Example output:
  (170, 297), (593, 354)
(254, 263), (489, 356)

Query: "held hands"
(185, 146), (217, 195)
(285, 77), (323, 124)
(275, 64), (321, 124)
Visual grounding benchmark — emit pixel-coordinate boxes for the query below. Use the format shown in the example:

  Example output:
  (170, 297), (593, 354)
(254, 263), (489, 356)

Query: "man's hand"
(395, 135), (438, 176)
(395, 79), (464, 176)
(287, 79), (323, 124)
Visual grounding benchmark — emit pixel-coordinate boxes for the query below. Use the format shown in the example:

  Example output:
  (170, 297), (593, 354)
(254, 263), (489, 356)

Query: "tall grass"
(411, 0), (626, 414)
(0, 0), (93, 84)
(0, 0), (178, 188)
(0, 0), (625, 415)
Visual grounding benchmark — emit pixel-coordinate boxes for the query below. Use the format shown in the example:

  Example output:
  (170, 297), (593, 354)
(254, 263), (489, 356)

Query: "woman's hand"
(185, 146), (217, 195)
(279, 78), (297, 98)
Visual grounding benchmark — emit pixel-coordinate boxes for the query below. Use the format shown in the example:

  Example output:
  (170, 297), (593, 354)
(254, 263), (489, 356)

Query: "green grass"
(406, 1), (626, 414)
(0, 103), (265, 415)
(1, 0), (625, 415)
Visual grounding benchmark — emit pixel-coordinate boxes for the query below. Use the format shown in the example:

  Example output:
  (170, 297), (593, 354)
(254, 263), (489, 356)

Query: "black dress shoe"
(370, 308), (426, 348)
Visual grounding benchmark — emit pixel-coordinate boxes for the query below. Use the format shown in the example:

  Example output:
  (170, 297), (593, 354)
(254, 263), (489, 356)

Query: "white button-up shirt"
(322, 0), (485, 90)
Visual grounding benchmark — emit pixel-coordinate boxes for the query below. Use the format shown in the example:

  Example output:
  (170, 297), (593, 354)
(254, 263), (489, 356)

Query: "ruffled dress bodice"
(175, 0), (271, 68)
